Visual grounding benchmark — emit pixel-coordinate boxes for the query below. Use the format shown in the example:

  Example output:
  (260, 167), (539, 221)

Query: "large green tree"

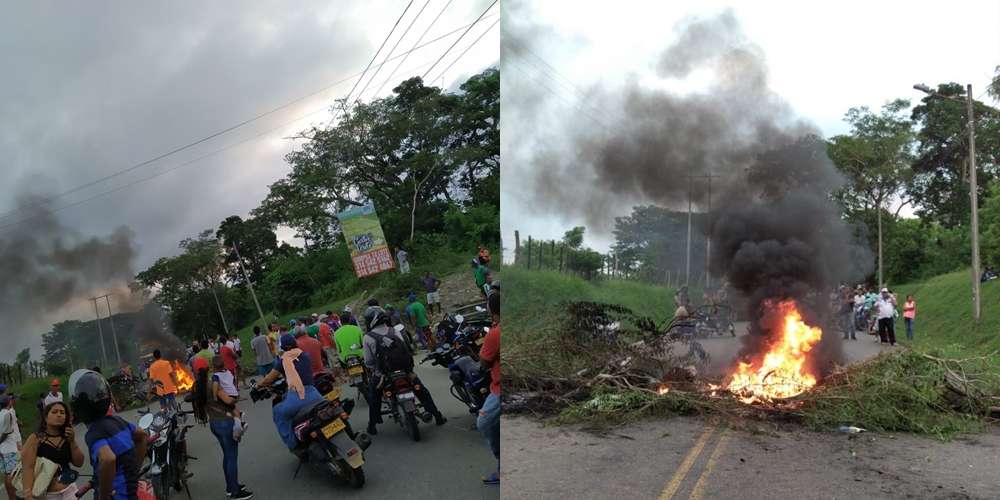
(828, 99), (916, 286)
(908, 83), (1000, 227)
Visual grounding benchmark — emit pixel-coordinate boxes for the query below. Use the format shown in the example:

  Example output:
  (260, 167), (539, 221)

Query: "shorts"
(426, 291), (441, 304)
(0, 452), (18, 474)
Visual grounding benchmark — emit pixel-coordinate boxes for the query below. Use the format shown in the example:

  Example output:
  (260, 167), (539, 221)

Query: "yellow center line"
(687, 428), (730, 500)
(658, 425), (716, 500)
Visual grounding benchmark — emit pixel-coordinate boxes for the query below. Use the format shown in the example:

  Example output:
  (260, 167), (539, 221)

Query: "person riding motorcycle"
(257, 335), (323, 449)
(69, 370), (148, 500)
(362, 311), (446, 435)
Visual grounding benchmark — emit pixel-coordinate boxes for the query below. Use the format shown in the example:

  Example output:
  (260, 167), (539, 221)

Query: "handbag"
(12, 455), (61, 498)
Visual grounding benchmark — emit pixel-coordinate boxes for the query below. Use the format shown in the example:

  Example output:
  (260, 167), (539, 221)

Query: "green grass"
(504, 266), (675, 338)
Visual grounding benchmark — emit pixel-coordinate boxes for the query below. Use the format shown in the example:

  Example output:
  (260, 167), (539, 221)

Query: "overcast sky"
(500, 0), (1000, 257)
(0, 0), (498, 361)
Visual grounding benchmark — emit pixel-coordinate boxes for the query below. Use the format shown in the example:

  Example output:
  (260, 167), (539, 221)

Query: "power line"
(421, 0), (497, 80)
(501, 34), (592, 102)
(0, 17), (486, 224)
(335, 0), (414, 120)
(374, 0), (453, 98)
(0, 56), (454, 232)
(353, 0), (430, 105)
(503, 52), (613, 132)
(429, 17), (498, 86)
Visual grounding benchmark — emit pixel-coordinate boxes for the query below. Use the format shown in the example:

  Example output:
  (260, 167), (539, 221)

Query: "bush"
(444, 204), (500, 250)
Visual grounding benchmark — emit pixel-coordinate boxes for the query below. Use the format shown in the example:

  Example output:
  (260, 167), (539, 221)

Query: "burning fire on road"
(173, 360), (195, 392)
(726, 300), (821, 404)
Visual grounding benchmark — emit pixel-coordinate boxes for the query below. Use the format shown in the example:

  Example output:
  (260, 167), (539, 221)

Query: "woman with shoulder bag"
(16, 401), (84, 499)
(192, 357), (253, 500)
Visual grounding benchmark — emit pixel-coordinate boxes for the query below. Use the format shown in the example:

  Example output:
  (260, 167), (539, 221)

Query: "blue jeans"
(209, 419), (240, 495)
(477, 392), (500, 465)
(273, 385), (322, 449)
(905, 317), (914, 340)
(843, 310), (855, 339)
(158, 392), (176, 410)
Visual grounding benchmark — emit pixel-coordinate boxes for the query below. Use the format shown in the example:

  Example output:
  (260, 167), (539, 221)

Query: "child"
(211, 356), (248, 441)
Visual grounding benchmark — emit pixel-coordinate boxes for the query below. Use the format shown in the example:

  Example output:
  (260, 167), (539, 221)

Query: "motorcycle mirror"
(137, 413), (154, 431)
(483, 326), (490, 333)
(393, 324), (405, 332)
(454, 314), (464, 324)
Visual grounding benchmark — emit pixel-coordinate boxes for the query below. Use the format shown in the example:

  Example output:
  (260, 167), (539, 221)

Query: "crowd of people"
(832, 284), (917, 345)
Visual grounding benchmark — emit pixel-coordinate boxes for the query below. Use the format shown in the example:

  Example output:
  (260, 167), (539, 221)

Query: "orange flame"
(656, 384), (670, 395)
(726, 300), (821, 404)
(173, 361), (195, 392)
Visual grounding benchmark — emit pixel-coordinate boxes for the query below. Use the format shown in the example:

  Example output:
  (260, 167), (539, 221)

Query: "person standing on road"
(478, 288), (501, 486)
(294, 326), (326, 377)
(70, 370), (148, 500)
(875, 288), (897, 346)
(18, 401), (85, 499)
(316, 314), (339, 380)
(44, 379), (64, 407)
(149, 350), (180, 412)
(842, 287), (856, 340)
(404, 293), (435, 350)
(191, 358), (254, 500)
(903, 295), (917, 341)
(423, 272), (443, 315)
(0, 393), (22, 500)
(219, 334), (239, 380)
(473, 260), (490, 299)
(251, 326), (275, 376)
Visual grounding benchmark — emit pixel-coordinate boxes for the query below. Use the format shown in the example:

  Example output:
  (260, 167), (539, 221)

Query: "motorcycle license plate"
(398, 392), (415, 400)
(348, 366), (364, 376)
(322, 418), (346, 438)
(324, 387), (342, 401)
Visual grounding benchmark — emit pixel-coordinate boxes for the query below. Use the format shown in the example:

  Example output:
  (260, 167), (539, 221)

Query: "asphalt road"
(69, 356), (500, 500)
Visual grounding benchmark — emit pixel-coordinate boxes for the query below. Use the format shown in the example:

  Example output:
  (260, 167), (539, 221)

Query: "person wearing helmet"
(340, 306), (358, 327)
(362, 310), (446, 435)
(257, 335), (322, 450)
(70, 370), (148, 500)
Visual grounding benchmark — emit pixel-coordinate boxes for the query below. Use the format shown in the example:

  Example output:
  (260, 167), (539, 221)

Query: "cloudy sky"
(0, 0), (498, 361)
(501, 0), (1000, 257)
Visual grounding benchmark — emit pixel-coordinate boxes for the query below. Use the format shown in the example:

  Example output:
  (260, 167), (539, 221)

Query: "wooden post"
(550, 241), (556, 270)
(539, 241), (543, 269)
(527, 237), (533, 269)
(514, 230), (521, 265)
(559, 245), (564, 272)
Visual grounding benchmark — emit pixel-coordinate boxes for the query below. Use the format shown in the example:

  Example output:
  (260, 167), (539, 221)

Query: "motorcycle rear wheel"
(346, 463), (365, 488)
(404, 412), (421, 442)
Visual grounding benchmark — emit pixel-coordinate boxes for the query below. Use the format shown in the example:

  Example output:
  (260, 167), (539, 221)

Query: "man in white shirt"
(0, 393), (22, 500)
(396, 247), (410, 274)
(875, 287), (897, 346)
(43, 379), (63, 407)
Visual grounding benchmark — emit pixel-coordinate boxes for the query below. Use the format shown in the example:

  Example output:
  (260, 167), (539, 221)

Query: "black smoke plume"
(506, 8), (873, 372)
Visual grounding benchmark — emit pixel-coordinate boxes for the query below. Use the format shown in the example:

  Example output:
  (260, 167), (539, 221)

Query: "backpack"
(366, 330), (413, 373)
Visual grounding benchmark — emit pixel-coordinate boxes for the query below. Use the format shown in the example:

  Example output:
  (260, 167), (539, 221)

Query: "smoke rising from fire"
(0, 191), (185, 362)
(506, 8), (873, 371)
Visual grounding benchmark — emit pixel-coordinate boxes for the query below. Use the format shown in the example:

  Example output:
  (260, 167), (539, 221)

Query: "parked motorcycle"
(343, 353), (370, 402)
(249, 374), (371, 488)
(136, 404), (194, 499)
(421, 345), (491, 414)
(377, 370), (434, 442)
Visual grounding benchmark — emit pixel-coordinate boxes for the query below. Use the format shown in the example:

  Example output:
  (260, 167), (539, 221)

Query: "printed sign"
(337, 202), (395, 278)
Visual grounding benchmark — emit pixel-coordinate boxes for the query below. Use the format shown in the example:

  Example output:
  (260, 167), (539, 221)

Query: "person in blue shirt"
(256, 335), (322, 450)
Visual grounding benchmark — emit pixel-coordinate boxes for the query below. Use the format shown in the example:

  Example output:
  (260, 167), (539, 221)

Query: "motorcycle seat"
(292, 399), (326, 424)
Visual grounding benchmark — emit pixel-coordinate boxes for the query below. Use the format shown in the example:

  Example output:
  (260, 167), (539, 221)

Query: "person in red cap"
(43, 379), (63, 407)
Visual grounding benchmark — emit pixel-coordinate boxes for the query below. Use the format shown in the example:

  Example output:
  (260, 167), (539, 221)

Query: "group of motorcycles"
(73, 301), (494, 498)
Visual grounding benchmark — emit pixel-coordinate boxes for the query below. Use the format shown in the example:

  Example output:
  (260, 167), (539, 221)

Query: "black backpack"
(366, 331), (413, 373)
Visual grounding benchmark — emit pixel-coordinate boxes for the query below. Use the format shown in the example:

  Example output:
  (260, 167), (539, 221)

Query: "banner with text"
(337, 202), (395, 278)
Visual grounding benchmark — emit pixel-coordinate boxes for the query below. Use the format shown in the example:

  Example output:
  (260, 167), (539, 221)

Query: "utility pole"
(967, 83), (981, 324)
(93, 294), (122, 365)
(210, 283), (230, 334)
(913, 83), (983, 323)
(90, 297), (108, 366)
(685, 173), (720, 287)
(230, 241), (267, 325)
(686, 175), (692, 286)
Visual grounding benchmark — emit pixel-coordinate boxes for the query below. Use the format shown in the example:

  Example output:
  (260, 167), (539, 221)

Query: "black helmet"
(368, 310), (392, 331)
(487, 288), (501, 317)
(366, 298), (379, 307)
(69, 369), (111, 424)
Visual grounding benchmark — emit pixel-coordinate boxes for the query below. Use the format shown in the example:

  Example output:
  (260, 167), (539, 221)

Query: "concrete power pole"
(230, 241), (266, 325)
(967, 84), (982, 324)
(90, 297), (108, 366)
(686, 175), (692, 286)
(96, 294), (122, 365)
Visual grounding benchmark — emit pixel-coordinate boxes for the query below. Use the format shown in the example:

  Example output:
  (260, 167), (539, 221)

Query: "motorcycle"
(343, 353), (370, 402)
(434, 314), (491, 353)
(135, 404), (194, 500)
(421, 344), (491, 414)
(378, 370), (434, 442)
(249, 373), (371, 488)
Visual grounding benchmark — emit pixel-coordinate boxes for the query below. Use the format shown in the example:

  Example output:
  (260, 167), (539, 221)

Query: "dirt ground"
(502, 415), (1000, 500)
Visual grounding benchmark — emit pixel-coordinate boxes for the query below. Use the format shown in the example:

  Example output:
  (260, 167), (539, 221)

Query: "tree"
(216, 215), (279, 284)
(14, 348), (29, 366)
(612, 205), (707, 284)
(908, 83), (1000, 227)
(828, 99), (915, 287)
(562, 227), (585, 250)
